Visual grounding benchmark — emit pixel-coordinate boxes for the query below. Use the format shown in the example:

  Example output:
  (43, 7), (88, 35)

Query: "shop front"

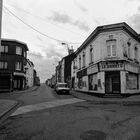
(99, 60), (140, 95)
(13, 72), (26, 90)
(0, 72), (12, 92)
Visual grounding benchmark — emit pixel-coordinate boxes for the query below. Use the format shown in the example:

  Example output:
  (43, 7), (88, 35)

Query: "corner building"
(71, 23), (140, 95)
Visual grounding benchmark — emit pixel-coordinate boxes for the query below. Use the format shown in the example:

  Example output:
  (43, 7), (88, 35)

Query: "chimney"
(68, 46), (74, 55)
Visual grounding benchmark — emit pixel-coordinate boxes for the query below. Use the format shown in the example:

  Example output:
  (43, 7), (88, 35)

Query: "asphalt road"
(1, 85), (140, 140)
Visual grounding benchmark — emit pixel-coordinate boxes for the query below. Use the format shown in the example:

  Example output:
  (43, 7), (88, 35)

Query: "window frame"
(0, 61), (8, 69)
(1, 45), (8, 53)
(106, 40), (117, 57)
(15, 62), (22, 71)
(16, 46), (22, 55)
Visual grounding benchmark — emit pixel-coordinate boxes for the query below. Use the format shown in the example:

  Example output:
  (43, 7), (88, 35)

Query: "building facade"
(71, 23), (140, 95)
(25, 59), (34, 88)
(56, 52), (75, 87)
(0, 39), (28, 92)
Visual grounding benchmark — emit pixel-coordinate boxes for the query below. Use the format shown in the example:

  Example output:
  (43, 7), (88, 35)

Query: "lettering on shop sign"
(87, 64), (98, 74)
(100, 61), (124, 71)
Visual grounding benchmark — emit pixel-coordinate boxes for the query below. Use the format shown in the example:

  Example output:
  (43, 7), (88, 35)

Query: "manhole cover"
(80, 130), (106, 140)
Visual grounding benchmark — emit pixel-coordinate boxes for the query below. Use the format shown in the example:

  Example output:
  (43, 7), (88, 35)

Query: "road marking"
(11, 98), (85, 116)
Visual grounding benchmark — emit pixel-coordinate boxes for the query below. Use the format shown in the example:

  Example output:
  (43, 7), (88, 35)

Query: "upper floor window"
(89, 45), (93, 63)
(82, 52), (86, 67)
(1, 45), (8, 53)
(106, 40), (116, 57)
(135, 46), (138, 60)
(23, 51), (26, 58)
(16, 46), (22, 55)
(0, 61), (8, 69)
(15, 62), (22, 70)
(127, 42), (131, 58)
(79, 55), (81, 69)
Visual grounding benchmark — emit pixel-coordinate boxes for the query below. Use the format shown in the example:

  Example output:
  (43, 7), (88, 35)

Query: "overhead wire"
(3, 6), (83, 44)
(5, 4), (86, 38)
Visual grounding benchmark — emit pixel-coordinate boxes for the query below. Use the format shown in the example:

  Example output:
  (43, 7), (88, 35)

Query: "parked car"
(55, 83), (70, 94)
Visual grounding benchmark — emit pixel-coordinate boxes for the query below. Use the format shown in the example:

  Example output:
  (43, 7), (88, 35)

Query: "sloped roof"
(75, 22), (140, 54)
(1, 38), (29, 51)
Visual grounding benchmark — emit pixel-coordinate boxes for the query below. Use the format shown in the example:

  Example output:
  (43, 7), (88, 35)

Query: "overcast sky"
(2, 0), (140, 82)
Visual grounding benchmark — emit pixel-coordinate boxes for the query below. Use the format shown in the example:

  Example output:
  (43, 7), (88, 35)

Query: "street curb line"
(70, 92), (140, 105)
(0, 101), (20, 119)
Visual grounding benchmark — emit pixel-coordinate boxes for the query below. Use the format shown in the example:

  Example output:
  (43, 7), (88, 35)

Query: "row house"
(55, 50), (75, 87)
(25, 59), (34, 88)
(33, 69), (40, 86)
(0, 39), (28, 92)
(71, 22), (140, 95)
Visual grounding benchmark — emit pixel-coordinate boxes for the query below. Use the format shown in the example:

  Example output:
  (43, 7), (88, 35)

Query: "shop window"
(106, 40), (116, 57)
(0, 61), (8, 69)
(88, 74), (97, 91)
(126, 72), (138, 90)
(1, 45), (8, 53)
(78, 77), (82, 89)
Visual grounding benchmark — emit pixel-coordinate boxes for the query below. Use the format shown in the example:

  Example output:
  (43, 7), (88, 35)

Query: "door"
(105, 72), (120, 94)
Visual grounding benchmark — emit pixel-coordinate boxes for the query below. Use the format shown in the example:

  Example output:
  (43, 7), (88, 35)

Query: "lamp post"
(61, 42), (70, 55)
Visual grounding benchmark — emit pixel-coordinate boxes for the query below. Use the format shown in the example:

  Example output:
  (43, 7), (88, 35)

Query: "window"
(82, 52), (86, 67)
(126, 72), (138, 89)
(79, 55), (81, 69)
(23, 51), (26, 57)
(15, 62), (22, 70)
(0, 61), (8, 69)
(1, 45), (8, 53)
(89, 45), (93, 63)
(135, 46), (138, 60)
(16, 46), (22, 55)
(106, 40), (116, 57)
(128, 44), (131, 58)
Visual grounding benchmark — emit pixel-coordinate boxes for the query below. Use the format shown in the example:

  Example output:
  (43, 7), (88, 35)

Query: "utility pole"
(0, 0), (3, 57)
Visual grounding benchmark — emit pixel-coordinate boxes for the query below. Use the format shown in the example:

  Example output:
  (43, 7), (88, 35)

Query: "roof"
(75, 22), (140, 54)
(1, 38), (29, 51)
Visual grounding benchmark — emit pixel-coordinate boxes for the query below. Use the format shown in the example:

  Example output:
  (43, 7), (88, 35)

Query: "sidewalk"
(0, 99), (18, 119)
(0, 86), (39, 119)
(70, 90), (140, 104)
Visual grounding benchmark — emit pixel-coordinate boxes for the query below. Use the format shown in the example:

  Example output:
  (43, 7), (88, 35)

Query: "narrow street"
(1, 85), (140, 139)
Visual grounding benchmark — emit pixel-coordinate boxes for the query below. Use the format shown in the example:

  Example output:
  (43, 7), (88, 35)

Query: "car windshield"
(58, 84), (68, 87)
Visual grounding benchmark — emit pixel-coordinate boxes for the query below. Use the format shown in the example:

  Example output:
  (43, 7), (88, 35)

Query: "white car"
(55, 83), (70, 94)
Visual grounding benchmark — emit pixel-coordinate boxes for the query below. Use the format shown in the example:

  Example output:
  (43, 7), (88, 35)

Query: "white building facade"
(71, 23), (140, 95)
(25, 59), (34, 88)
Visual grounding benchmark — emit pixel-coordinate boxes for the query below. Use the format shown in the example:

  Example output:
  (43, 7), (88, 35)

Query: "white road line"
(11, 98), (84, 116)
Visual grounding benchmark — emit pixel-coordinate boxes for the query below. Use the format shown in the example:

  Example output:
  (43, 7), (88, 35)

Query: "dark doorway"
(105, 71), (120, 94)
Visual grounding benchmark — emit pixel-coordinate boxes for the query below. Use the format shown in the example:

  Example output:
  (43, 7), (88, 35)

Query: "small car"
(55, 83), (70, 94)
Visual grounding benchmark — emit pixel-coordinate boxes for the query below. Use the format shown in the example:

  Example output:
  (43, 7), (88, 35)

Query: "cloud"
(74, 0), (88, 12)
(48, 11), (90, 32)
(127, 13), (140, 33)
(138, 6), (140, 12)
(28, 51), (44, 59)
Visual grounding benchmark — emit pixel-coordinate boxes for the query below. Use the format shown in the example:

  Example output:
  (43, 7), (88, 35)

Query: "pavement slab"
(11, 98), (85, 116)
(0, 99), (18, 118)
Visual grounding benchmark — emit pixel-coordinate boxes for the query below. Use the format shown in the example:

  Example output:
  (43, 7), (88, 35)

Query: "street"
(1, 84), (140, 140)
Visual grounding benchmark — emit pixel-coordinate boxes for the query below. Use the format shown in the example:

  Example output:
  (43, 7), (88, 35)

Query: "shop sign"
(13, 72), (25, 77)
(77, 68), (87, 78)
(125, 63), (139, 73)
(99, 61), (124, 71)
(87, 64), (98, 75)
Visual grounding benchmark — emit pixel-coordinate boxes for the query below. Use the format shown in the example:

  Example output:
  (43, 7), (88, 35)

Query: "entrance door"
(105, 72), (120, 94)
